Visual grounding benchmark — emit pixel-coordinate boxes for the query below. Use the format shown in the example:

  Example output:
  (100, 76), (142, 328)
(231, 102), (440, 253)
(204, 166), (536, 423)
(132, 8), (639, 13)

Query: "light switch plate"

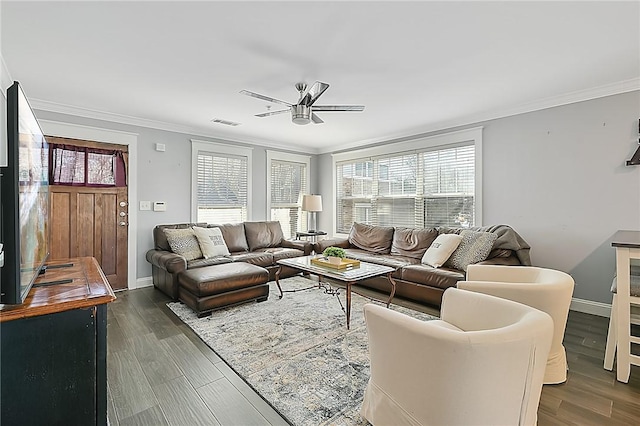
(153, 201), (167, 212)
(139, 201), (151, 211)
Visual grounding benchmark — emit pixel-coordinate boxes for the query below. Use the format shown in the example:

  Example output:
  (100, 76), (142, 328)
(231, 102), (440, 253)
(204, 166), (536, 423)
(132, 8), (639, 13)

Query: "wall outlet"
(139, 201), (151, 211)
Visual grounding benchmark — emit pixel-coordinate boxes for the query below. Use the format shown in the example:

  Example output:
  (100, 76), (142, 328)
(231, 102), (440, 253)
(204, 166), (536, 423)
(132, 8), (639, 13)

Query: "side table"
(295, 230), (327, 244)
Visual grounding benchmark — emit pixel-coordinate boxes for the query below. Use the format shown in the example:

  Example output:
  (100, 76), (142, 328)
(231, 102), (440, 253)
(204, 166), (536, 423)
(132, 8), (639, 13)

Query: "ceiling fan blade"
(240, 90), (291, 107)
(255, 109), (290, 117)
(311, 113), (324, 124)
(298, 81), (330, 107)
(312, 105), (365, 112)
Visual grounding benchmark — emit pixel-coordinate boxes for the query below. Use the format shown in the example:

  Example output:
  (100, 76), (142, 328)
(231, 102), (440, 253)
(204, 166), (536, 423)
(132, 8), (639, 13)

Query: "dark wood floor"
(106, 285), (640, 426)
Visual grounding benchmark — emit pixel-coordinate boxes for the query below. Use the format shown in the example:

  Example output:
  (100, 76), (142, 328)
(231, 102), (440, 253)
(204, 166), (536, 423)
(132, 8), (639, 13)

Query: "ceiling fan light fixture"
(291, 104), (311, 125)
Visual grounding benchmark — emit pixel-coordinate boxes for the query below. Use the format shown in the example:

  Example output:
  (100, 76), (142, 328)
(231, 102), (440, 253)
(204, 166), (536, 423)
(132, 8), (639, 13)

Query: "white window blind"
(336, 144), (475, 233)
(270, 159), (308, 238)
(197, 152), (248, 224)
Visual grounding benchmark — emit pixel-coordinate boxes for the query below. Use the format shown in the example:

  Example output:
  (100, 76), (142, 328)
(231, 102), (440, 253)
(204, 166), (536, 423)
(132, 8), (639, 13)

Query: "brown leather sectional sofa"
(314, 223), (531, 308)
(146, 221), (312, 300)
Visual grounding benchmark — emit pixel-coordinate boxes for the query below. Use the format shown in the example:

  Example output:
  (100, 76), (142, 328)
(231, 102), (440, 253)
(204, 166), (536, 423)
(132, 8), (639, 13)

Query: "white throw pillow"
(193, 226), (230, 258)
(421, 234), (463, 268)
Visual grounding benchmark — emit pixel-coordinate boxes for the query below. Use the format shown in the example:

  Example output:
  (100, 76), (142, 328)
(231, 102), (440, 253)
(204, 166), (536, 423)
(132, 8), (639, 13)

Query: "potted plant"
(322, 246), (346, 265)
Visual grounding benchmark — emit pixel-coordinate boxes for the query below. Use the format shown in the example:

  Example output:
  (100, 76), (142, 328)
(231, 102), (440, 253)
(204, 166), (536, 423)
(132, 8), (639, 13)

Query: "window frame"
(331, 127), (483, 236)
(266, 150), (311, 238)
(191, 139), (253, 223)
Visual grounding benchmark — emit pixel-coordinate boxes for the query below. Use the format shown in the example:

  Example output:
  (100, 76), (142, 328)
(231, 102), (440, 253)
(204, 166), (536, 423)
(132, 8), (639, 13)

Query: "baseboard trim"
(131, 276), (154, 290)
(570, 297), (611, 318)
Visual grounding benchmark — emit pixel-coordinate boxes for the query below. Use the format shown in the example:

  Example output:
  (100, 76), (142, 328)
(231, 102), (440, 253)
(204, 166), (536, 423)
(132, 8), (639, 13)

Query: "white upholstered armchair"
(361, 287), (553, 426)
(458, 264), (575, 384)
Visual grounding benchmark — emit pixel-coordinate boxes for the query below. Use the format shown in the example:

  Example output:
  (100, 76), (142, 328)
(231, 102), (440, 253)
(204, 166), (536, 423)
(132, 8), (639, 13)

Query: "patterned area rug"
(167, 276), (436, 426)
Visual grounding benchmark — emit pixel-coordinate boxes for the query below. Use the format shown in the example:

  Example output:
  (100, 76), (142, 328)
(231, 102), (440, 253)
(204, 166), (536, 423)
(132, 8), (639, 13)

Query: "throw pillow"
(421, 234), (463, 268)
(193, 226), (230, 258)
(446, 230), (498, 272)
(163, 228), (203, 261)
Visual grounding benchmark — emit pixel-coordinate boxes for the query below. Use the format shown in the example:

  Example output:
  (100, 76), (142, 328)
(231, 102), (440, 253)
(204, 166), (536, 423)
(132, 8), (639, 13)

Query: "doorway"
(46, 136), (129, 290)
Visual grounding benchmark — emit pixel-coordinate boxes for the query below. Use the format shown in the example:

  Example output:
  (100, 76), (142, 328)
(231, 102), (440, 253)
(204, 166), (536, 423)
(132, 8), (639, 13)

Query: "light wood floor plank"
(130, 333), (183, 387)
(215, 361), (290, 426)
(197, 377), (270, 426)
(153, 376), (221, 426)
(108, 348), (158, 420)
(178, 323), (224, 365)
(118, 405), (169, 426)
(161, 333), (224, 389)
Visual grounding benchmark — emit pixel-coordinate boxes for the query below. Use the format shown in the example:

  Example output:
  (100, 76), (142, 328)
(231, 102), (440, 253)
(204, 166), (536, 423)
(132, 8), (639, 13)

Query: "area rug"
(167, 276), (436, 426)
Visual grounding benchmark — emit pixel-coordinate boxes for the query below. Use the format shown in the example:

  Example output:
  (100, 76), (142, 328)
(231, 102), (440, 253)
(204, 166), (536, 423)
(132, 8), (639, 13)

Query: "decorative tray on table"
(310, 257), (361, 270)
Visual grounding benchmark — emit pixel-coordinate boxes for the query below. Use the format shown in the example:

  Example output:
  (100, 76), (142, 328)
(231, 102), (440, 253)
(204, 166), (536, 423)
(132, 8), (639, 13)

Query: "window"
(48, 143), (127, 187)
(192, 140), (252, 224)
(267, 151), (310, 239)
(334, 128), (481, 233)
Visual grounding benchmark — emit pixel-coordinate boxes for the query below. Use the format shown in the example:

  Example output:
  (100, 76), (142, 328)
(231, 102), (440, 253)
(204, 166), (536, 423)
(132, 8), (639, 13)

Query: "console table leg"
(386, 273), (397, 308)
(346, 281), (352, 330)
(275, 266), (283, 299)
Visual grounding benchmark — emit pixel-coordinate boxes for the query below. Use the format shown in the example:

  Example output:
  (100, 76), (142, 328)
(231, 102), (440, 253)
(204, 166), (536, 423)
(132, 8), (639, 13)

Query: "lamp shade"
(302, 194), (323, 212)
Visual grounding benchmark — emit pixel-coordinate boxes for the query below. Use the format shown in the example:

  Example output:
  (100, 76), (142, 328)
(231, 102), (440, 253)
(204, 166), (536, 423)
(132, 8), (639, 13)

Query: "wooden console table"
(0, 257), (116, 425)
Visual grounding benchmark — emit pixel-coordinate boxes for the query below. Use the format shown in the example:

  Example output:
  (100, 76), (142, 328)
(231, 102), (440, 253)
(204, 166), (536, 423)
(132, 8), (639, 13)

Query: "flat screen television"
(0, 81), (50, 304)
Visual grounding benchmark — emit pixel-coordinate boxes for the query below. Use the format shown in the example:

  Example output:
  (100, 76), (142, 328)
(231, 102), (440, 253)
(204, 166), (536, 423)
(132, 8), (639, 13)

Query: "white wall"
(32, 110), (312, 281)
(1, 0), (11, 166)
(318, 91), (640, 304)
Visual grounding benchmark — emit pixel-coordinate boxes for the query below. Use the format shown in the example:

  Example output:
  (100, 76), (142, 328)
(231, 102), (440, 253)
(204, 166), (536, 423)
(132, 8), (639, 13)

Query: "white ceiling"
(2, 1), (639, 154)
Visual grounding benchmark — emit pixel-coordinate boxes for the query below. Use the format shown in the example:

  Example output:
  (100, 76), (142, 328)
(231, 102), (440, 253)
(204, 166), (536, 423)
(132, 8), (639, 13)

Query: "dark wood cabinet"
(0, 257), (115, 425)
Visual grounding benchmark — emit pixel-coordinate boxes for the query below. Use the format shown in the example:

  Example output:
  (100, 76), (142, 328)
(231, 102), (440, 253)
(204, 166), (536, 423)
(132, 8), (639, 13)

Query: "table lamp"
(302, 194), (322, 232)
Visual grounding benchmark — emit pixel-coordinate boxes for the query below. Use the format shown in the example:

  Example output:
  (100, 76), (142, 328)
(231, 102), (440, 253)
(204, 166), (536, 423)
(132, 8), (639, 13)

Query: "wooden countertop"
(0, 257), (116, 322)
(611, 230), (640, 249)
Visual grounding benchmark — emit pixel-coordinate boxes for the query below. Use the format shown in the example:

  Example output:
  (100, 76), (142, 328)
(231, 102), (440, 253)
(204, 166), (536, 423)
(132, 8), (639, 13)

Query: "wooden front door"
(46, 137), (129, 290)
(49, 187), (128, 290)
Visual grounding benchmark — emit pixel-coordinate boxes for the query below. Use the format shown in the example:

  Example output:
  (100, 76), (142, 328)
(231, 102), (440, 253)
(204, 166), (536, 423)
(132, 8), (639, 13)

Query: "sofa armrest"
(282, 239), (312, 255)
(314, 238), (350, 254)
(475, 255), (522, 267)
(145, 249), (187, 274)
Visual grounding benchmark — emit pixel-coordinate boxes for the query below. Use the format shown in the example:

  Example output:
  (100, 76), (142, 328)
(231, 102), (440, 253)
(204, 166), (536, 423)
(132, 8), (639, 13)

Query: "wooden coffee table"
(275, 255), (396, 329)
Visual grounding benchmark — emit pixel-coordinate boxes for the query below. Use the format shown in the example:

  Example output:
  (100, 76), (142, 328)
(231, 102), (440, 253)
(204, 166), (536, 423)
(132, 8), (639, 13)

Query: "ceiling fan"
(240, 81), (364, 125)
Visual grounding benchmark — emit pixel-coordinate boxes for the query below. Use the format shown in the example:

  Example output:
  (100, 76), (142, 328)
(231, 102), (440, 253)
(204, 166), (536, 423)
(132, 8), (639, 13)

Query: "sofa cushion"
(228, 252), (274, 268)
(253, 247), (305, 262)
(391, 227), (438, 259)
(244, 221), (284, 251)
(348, 222), (394, 254)
(421, 234), (462, 268)
(193, 226), (231, 258)
(163, 228), (203, 261)
(345, 248), (418, 271)
(187, 256), (233, 269)
(401, 264), (465, 290)
(445, 230), (498, 272)
(212, 223), (249, 253)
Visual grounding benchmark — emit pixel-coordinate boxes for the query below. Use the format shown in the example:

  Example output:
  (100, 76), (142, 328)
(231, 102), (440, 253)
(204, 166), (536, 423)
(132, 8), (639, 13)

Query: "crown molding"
(30, 77), (639, 156)
(319, 77), (640, 154)
(30, 98), (319, 155)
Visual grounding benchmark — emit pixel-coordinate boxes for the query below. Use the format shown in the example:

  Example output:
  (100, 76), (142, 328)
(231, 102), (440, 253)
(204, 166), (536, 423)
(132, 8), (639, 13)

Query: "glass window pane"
(336, 143), (475, 231)
(197, 153), (248, 223)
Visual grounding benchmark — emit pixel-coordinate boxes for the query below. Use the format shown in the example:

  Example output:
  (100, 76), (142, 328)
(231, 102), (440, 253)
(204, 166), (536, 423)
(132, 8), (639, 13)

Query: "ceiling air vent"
(211, 118), (240, 127)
